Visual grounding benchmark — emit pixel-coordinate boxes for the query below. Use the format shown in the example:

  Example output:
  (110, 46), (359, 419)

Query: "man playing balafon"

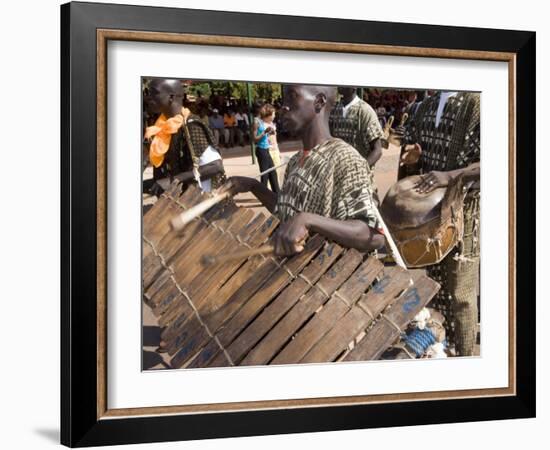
(227, 84), (385, 256)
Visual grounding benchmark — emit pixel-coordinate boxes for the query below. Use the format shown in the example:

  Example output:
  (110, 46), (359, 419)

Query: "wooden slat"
(188, 213), (275, 309)
(161, 208), (251, 345)
(343, 275), (440, 361)
(151, 283), (184, 318)
(146, 187), (208, 263)
(143, 185), (192, 245)
(157, 204), (242, 328)
(169, 254), (278, 369)
(163, 210), (262, 356)
(200, 215), (280, 320)
(142, 199), (231, 289)
(164, 216), (279, 367)
(143, 188), (229, 289)
(143, 269), (173, 308)
(146, 185), (200, 242)
(300, 265), (409, 363)
(246, 249), (364, 366)
(207, 236), (325, 364)
(225, 243), (344, 365)
(143, 269), (174, 310)
(164, 234), (286, 350)
(173, 254), (291, 369)
(182, 236), (325, 369)
(269, 256), (383, 365)
(169, 204), (244, 287)
(142, 182), (183, 236)
(146, 200), (243, 327)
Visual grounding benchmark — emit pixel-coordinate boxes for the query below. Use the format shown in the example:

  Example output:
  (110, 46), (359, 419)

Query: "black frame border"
(61, 2), (535, 447)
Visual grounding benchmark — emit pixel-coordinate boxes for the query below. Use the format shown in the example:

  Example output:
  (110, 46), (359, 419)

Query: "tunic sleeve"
(359, 102), (384, 145)
(331, 146), (379, 230)
(457, 93), (481, 167)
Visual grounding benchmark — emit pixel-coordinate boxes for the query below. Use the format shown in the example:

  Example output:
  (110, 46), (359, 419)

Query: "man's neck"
(162, 103), (183, 118)
(300, 118), (332, 150)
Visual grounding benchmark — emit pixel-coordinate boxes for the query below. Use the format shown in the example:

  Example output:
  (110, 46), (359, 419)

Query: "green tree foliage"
(253, 83), (282, 102)
(186, 81), (281, 102)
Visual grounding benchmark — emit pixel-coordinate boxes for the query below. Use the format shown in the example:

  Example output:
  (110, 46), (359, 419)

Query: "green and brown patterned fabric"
(329, 98), (384, 163)
(275, 138), (379, 230)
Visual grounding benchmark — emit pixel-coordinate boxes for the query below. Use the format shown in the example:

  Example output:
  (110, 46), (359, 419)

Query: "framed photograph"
(61, 1), (535, 447)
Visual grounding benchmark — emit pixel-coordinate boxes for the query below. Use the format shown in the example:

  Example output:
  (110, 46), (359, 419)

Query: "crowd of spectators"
(363, 88), (431, 127)
(168, 92), (288, 150)
(142, 82), (431, 152)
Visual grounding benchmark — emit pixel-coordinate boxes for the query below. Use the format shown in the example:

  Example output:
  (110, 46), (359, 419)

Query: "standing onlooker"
(252, 100), (264, 128)
(329, 87), (384, 168)
(208, 108), (226, 147)
(254, 105), (279, 193)
(223, 108), (237, 147)
(197, 102), (210, 128)
(262, 104), (283, 183)
(234, 107), (249, 145)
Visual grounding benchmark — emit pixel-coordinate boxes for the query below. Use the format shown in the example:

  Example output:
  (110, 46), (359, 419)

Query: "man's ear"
(314, 93), (327, 113)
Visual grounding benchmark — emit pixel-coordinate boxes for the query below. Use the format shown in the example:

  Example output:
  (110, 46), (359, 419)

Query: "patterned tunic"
(402, 92), (481, 356)
(275, 138), (379, 230)
(329, 98), (384, 163)
(153, 114), (226, 190)
(403, 92), (480, 172)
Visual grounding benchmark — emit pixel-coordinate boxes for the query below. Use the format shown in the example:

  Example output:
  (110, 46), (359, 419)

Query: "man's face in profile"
(280, 85), (317, 136)
(144, 79), (183, 116)
(338, 86), (356, 101)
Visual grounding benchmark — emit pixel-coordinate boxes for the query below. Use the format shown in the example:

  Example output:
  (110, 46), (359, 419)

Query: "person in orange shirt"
(143, 78), (225, 196)
(223, 108), (238, 148)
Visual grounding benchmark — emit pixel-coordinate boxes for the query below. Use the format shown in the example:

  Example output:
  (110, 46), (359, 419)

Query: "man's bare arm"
(273, 212), (385, 255)
(174, 160), (224, 184)
(226, 176), (278, 213)
(415, 161), (480, 193)
(453, 162), (480, 184)
(366, 138), (382, 167)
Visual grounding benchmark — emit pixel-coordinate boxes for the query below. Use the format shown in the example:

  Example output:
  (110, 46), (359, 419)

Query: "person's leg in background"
(211, 128), (220, 146)
(223, 128), (230, 147)
(427, 194), (480, 356)
(255, 148), (280, 193)
(255, 148), (276, 191)
(235, 128), (244, 146)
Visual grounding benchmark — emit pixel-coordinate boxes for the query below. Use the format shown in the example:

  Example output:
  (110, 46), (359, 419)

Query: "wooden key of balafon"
(170, 190), (231, 232)
(200, 244), (275, 266)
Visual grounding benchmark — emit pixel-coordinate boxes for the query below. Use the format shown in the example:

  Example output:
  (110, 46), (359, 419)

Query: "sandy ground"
(142, 141), (402, 369)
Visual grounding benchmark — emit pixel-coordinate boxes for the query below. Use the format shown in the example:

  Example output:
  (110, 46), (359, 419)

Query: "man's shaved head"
(302, 85), (338, 112)
(149, 78), (184, 95)
(144, 78), (184, 117)
(280, 84), (337, 137)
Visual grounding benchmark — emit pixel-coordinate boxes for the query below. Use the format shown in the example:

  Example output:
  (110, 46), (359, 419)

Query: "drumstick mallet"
(372, 207), (408, 271)
(170, 159), (290, 232)
(201, 235), (306, 266)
